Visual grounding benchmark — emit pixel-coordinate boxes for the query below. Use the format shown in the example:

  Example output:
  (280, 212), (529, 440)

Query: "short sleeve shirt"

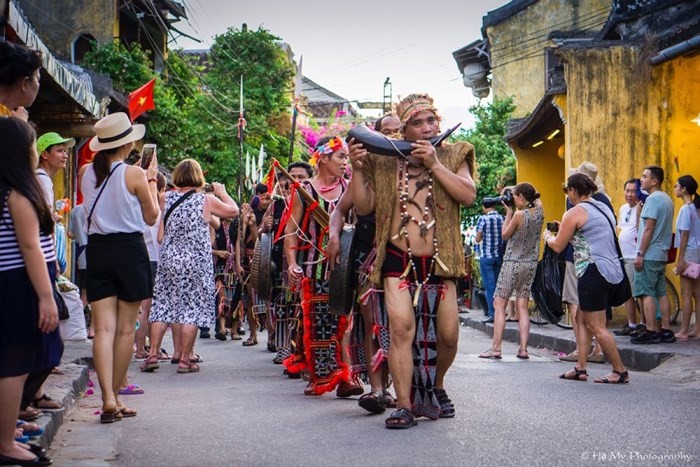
(618, 203), (638, 259)
(638, 190), (674, 262)
(476, 211), (504, 258)
(675, 204), (700, 251)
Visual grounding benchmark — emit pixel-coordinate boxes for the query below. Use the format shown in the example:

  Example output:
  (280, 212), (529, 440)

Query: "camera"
(482, 188), (514, 209)
(203, 183), (214, 193)
(546, 222), (559, 233)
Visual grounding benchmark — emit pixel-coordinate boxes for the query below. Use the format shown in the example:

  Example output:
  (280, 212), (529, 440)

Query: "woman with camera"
(479, 183), (543, 360)
(145, 160), (238, 374)
(542, 173), (628, 384)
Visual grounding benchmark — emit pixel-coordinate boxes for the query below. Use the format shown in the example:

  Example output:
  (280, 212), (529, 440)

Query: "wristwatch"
(636, 251), (644, 257)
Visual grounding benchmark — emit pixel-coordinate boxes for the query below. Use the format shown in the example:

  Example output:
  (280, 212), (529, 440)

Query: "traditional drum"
(250, 232), (275, 300)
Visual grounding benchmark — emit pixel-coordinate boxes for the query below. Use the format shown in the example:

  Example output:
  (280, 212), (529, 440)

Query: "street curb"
(27, 342), (92, 450)
(459, 313), (677, 371)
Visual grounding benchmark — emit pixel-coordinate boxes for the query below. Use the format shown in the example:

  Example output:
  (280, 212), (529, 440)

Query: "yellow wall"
(510, 139), (566, 257)
(486, 0), (612, 117)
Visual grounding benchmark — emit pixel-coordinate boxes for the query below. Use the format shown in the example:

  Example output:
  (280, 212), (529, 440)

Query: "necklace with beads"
(393, 159), (448, 306)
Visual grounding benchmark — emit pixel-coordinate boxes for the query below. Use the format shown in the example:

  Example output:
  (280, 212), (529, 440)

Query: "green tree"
(203, 26), (295, 190)
(453, 97), (516, 226)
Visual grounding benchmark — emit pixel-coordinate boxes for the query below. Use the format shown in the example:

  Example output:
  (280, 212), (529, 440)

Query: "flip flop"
(17, 421), (44, 437)
(479, 349), (502, 359)
(118, 407), (138, 417)
(118, 384), (145, 395)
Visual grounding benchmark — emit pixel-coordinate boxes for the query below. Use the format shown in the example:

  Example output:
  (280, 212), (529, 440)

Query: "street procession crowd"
(2, 39), (700, 465)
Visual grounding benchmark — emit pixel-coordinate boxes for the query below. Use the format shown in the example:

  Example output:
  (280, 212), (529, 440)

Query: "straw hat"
(568, 161), (606, 194)
(89, 112), (145, 152)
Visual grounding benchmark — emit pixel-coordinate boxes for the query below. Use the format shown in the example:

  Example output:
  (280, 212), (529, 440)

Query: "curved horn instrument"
(346, 122), (461, 158)
(272, 159), (330, 229)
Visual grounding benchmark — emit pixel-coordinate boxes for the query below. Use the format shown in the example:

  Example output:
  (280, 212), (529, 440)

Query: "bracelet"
(148, 178), (157, 183)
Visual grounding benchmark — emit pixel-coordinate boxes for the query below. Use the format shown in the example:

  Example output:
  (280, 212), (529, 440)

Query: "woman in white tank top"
(78, 113), (160, 423)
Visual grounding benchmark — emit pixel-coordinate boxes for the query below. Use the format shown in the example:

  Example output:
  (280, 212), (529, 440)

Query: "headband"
(309, 137), (348, 166)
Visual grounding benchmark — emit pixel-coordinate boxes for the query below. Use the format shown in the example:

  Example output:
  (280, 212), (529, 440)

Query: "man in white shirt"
(613, 179), (641, 335)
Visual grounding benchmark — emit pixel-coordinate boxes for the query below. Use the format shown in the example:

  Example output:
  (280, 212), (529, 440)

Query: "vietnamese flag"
(128, 78), (156, 121)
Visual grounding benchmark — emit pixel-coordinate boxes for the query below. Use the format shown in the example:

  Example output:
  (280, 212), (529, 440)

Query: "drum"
(329, 226), (357, 316)
(250, 232), (276, 300)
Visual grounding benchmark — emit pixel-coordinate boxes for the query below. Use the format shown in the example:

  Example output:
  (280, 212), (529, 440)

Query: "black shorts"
(75, 268), (87, 290)
(578, 263), (615, 312)
(382, 242), (442, 285)
(86, 233), (153, 303)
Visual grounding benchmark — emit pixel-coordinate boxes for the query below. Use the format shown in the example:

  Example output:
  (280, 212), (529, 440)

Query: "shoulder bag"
(163, 190), (197, 227)
(87, 163), (123, 232)
(582, 201), (632, 307)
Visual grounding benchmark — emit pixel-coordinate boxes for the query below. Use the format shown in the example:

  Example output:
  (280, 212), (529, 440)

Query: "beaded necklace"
(394, 158), (448, 306)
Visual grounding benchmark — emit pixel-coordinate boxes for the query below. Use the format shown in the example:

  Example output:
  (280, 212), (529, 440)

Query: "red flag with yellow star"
(128, 78), (156, 121)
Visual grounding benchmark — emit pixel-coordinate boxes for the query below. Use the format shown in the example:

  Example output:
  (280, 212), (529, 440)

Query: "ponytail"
(93, 148), (117, 187)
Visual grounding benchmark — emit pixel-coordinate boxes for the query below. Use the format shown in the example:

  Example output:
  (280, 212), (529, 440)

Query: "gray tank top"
(573, 200), (624, 284)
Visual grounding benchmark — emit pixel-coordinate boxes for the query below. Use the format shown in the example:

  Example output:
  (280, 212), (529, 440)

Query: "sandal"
(242, 337), (258, 346)
(117, 406), (137, 417)
(177, 362), (200, 373)
(133, 351), (148, 360)
(31, 395), (63, 411)
(118, 384), (144, 395)
(100, 408), (118, 424)
(157, 349), (171, 361)
(17, 421), (44, 437)
(594, 370), (630, 384)
(381, 390), (397, 408)
(231, 334), (242, 340)
(516, 349), (529, 360)
(559, 366), (589, 381)
(18, 407), (42, 422)
(139, 356), (160, 373)
(434, 388), (456, 418)
(385, 408), (417, 429)
(479, 348), (502, 359)
(359, 390), (386, 414)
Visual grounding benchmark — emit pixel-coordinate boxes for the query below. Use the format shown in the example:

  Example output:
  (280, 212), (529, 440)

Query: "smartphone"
(635, 179), (649, 203)
(140, 144), (156, 169)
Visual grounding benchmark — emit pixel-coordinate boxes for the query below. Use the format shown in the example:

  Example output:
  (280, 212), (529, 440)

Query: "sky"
(173, 0), (509, 129)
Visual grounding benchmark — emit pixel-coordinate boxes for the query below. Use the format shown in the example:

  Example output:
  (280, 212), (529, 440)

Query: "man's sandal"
(594, 370), (630, 384)
(559, 366), (588, 381)
(385, 408), (417, 429)
(434, 388), (455, 418)
(358, 390), (386, 414)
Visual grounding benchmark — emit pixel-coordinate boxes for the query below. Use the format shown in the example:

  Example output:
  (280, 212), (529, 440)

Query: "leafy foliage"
(82, 28), (295, 196)
(452, 97), (516, 226)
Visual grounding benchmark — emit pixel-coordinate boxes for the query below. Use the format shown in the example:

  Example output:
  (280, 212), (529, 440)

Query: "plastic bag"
(531, 245), (564, 323)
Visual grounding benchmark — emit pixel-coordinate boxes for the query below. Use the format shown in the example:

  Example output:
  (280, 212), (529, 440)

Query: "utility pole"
(383, 77), (392, 114)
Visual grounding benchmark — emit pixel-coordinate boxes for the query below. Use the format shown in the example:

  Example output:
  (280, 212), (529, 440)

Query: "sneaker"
(659, 328), (676, 343)
(199, 331), (210, 339)
(629, 324), (647, 339)
(633, 330), (661, 344)
(613, 325), (635, 336)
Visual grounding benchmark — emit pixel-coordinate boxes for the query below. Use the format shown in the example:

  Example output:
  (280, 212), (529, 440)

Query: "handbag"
(582, 202), (632, 307)
(667, 233), (677, 264)
(54, 284), (70, 321)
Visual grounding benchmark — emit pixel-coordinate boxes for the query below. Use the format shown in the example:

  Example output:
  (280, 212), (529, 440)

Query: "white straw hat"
(89, 112), (145, 152)
(568, 161), (606, 194)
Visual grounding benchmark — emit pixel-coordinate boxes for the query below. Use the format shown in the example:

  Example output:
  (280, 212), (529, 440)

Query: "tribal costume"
(269, 197), (294, 363)
(361, 120), (475, 419)
(215, 220), (242, 324)
(283, 179), (351, 395)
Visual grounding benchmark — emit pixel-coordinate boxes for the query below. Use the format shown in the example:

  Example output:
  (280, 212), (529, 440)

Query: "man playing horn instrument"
(349, 94), (476, 428)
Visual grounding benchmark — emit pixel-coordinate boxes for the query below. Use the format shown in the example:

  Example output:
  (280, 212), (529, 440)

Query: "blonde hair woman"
(145, 159), (238, 374)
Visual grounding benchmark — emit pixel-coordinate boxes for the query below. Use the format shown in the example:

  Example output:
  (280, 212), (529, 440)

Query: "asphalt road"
(49, 319), (699, 467)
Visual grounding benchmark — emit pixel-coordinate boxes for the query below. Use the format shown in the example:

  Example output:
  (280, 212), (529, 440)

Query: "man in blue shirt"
(632, 166), (675, 344)
(475, 204), (504, 323)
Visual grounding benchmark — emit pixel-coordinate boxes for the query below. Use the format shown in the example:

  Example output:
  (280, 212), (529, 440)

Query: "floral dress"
(150, 191), (215, 328)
